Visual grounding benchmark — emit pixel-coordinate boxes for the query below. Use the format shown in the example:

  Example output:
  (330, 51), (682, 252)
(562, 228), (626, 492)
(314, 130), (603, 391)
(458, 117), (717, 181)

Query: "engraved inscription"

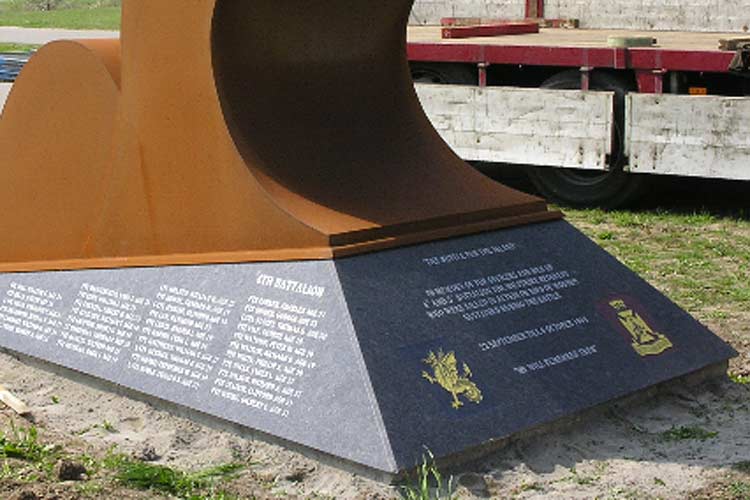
(0, 282), (63, 342)
(423, 263), (581, 322)
(211, 290), (329, 419)
(128, 285), (236, 390)
(58, 283), (147, 363)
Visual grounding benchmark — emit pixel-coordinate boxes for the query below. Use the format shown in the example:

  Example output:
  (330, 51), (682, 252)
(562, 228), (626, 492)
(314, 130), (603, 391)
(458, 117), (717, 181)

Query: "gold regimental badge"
(610, 299), (673, 356)
(422, 350), (483, 409)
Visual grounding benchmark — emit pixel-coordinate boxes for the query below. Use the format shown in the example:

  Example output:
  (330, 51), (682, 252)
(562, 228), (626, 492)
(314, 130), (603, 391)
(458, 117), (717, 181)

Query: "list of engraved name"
(211, 274), (330, 419)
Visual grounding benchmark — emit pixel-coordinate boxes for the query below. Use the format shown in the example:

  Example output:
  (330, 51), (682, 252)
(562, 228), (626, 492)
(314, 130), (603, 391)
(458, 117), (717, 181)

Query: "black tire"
(526, 70), (648, 208)
(410, 62), (478, 85)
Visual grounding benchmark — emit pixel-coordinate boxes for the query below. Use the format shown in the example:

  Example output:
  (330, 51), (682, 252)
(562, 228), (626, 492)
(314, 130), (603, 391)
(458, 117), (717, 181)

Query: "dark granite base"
(0, 220), (736, 474)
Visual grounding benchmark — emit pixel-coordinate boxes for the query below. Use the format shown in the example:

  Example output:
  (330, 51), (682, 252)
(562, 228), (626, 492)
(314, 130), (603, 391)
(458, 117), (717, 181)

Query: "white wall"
(546, 0), (750, 32)
(410, 0), (750, 32)
(410, 0), (526, 25)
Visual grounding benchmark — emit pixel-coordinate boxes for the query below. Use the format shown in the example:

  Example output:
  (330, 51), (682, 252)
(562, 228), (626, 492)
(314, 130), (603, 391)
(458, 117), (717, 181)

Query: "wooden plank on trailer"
(416, 84), (613, 169)
(442, 21), (539, 39)
(441, 17), (501, 26)
(625, 94), (750, 180)
(441, 17), (579, 28)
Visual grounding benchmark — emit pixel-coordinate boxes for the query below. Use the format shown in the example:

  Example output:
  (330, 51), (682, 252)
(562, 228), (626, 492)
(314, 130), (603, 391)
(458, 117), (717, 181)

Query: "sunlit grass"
(401, 451), (455, 500)
(565, 207), (750, 314)
(0, 42), (37, 52)
(0, 0), (120, 30)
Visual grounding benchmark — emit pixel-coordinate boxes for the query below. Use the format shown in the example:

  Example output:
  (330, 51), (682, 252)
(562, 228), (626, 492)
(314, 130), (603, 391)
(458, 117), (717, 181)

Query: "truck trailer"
(407, 0), (750, 206)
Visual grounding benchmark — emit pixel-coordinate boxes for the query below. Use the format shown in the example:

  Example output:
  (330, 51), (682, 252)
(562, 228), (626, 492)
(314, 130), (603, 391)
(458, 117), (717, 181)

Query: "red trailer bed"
(407, 27), (740, 91)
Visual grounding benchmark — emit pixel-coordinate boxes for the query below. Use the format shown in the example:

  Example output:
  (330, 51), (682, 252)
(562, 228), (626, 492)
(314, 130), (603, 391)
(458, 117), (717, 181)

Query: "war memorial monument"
(0, 0), (736, 476)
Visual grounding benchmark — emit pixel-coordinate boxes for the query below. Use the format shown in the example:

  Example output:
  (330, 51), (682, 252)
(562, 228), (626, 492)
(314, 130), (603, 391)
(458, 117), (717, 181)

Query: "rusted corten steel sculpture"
(0, 0), (560, 272)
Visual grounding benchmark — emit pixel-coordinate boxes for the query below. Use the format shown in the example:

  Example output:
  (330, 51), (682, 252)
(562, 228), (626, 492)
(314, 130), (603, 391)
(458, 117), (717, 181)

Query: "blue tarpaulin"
(0, 53), (30, 82)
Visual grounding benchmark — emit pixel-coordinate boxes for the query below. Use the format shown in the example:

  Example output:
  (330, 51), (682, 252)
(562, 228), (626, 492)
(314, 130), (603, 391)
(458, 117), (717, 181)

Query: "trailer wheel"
(410, 62), (478, 85)
(527, 70), (647, 208)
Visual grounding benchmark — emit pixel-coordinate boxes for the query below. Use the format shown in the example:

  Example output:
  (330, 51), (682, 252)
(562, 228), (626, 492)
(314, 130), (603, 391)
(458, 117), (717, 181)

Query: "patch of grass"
(0, 42), (37, 52)
(0, 423), (55, 463)
(730, 481), (750, 499)
(560, 465), (604, 486)
(1, 0), (118, 7)
(113, 459), (243, 500)
(73, 423), (98, 436)
(0, 426), (246, 499)
(660, 425), (718, 442)
(401, 451), (455, 500)
(692, 476), (750, 499)
(604, 487), (644, 500)
(0, 5), (120, 29)
(517, 481), (544, 492)
(0, 423), (62, 483)
(101, 420), (117, 434)
(564, 207), (750, 317)
(707, 310), (730, 320)
(75, 480), (104, 496)
(730, 373), (750, 385)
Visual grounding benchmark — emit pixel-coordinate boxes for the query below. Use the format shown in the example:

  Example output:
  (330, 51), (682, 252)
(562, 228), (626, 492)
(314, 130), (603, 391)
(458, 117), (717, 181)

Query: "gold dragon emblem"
(422, 349), (483, 409)
(610, 299), (673, 356)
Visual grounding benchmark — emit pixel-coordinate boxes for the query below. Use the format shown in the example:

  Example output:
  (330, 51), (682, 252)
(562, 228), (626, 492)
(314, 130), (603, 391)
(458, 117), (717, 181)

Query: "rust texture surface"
(0, 0), (558, 272)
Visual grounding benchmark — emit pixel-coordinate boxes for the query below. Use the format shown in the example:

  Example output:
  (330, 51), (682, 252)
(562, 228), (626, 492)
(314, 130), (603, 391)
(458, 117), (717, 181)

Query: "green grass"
(660, 425), (718, 442)
(0, 424), (55, 463)
(401, 451), (455, 500)
(114, 460), (243, 500)
(0, 423), (61, 483)
(0, 0), (120, 30)
(101, 420), (117, 434)
(0, 42), (37, 52)
(564, 464), (608, 486)
(693, 477), (750, 500)
(565, 208), (750, 315)
(0, 423), (243, 499)
(0, 7), (119, 29)
(729, 481), (750, 499)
